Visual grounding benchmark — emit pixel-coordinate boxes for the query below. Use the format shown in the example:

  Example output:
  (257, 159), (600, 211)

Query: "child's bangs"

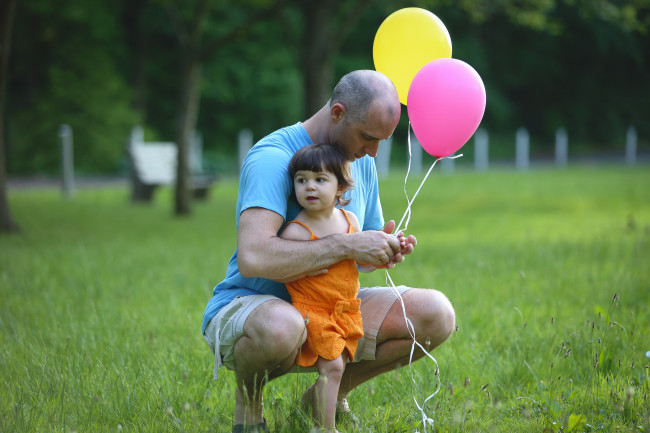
(292, 146), (345, 177)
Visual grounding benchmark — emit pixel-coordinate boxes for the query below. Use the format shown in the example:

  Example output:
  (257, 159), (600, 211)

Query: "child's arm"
(279, 220), (311, 241)
(279, 217), (329, 278)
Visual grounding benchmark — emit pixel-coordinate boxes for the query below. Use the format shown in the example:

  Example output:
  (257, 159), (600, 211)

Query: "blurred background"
(2, 0), (649, 178)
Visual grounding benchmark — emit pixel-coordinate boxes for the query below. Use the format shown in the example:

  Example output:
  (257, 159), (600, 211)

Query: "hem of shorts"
(212, 294), (282, 380)
(356, 286), (413, 362)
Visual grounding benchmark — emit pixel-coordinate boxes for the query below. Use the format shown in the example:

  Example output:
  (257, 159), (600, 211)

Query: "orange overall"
(285, 209), (364, 367)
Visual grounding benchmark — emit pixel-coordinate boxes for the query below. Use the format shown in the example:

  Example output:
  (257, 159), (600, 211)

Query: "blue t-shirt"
(201, 122), (385, 334)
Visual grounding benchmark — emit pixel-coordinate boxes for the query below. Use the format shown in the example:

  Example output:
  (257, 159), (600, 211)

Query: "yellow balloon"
(373, 8), (452, 105)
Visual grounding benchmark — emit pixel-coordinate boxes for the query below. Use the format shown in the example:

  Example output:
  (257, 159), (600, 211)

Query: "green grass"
(1, 166), (649, 433)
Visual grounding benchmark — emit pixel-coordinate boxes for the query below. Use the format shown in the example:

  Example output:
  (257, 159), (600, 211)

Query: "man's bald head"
(330, 70), (401, 124)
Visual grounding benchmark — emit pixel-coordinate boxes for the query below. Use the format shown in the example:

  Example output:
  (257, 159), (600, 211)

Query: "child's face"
(293, 169), (344, 211)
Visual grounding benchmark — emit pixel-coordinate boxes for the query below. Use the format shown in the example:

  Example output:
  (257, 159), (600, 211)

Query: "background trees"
(3, 0), (649, 214)
(1, 0), (19, 232)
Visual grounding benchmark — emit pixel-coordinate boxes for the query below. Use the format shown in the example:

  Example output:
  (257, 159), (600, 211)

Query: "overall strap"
(339, 209), (355, 234)
(285, 220), (318, 240)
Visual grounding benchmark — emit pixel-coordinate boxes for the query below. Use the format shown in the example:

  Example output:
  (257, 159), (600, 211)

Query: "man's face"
(331, 99), (400, 161)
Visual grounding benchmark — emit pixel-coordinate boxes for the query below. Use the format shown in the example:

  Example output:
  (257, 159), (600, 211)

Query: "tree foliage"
(4, 0), (650, 179)
(1, 0), (20, 232)
(8, 0), (139, 174)
(451, 0), (650, 147)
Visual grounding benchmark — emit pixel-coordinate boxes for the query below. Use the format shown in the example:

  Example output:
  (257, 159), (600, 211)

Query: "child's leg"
(313, 352), (348, 430)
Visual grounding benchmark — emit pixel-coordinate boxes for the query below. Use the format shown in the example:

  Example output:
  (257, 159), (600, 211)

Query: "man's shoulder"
(257, 123), (308, 148)
(245, 123), (309, 163)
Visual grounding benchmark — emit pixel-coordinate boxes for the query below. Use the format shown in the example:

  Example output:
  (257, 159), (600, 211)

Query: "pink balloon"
(407, 58), (486, 158)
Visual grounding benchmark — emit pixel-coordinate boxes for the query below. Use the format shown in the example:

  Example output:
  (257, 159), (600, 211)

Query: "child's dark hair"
(289, 143), (353, 206)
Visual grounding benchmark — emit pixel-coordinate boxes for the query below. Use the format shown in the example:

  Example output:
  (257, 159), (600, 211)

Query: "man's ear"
(330, 103), (346, 122)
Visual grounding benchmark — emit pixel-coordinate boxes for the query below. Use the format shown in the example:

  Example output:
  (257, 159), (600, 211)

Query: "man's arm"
(237, 207), (401, 283)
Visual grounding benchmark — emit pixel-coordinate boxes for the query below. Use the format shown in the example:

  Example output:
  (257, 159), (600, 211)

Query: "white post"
(474, 128), (489, 171)
(375, 137), (392, 179)
(626, 126), (637, 166)
(555, 127), (568, 168)
(410, 130), (423, 175)
(59, 124), (74, 199)
(190, 131), (203, 173)
(516, 127), (530, 171)
(131, 125), (144, 144)
(238, 129), (253, 173)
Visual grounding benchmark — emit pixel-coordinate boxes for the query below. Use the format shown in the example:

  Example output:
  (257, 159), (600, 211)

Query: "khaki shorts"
(204, 286), (411, 379)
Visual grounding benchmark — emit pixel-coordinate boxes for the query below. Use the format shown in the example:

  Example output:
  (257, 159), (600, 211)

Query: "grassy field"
(1, 166), (649, 433)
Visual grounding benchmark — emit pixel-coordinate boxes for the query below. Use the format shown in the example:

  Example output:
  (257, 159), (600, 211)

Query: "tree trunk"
(300, 0), (336, 116)
(167, 0), (289, 216)
(123, 0), (149, 115)
(299, 0), (376, 117)
(174, 57), (202, 216)
(0, 0), (20, 233)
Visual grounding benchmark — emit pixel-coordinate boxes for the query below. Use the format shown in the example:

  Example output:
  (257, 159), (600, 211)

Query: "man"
(202, 70), (455, 433)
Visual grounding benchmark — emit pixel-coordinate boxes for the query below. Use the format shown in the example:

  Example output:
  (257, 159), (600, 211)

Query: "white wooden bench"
(127, 132), (215, 202)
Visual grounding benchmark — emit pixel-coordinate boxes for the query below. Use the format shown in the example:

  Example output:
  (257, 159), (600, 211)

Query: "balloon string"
(385, 270), (441, 432)
(401, 122), (414, 232)
(387, 140), (464, 431)
(395, 153), (463, 235)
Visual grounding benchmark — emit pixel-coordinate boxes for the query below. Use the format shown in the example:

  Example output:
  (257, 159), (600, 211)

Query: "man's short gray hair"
(330, 70), (393, 124)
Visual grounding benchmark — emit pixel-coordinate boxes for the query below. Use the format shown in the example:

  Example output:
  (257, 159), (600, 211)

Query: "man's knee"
(406, 289), (455, 346)
(432, 290), (456, 342)
(244, 300), (306, 360)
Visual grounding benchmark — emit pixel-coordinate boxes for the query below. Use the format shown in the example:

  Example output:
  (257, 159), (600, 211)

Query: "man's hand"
(374, 220), (418, 270)
(349, 223), (401, 268)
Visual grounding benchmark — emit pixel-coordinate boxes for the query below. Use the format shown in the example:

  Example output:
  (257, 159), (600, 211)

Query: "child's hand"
(385, 230), (417, 267)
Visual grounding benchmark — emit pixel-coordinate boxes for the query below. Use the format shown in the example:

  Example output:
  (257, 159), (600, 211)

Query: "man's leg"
(338, 288), (455, 398)
(232, 299), (307, 425)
